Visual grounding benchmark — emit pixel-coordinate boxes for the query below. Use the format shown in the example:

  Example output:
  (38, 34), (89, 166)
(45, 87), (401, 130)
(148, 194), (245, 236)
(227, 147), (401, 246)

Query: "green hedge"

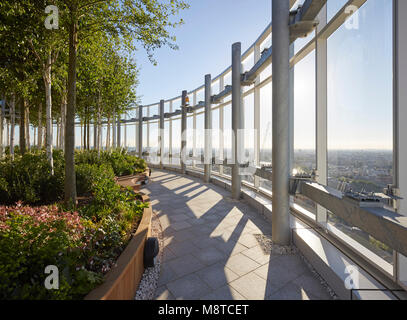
(0, 149), (147, 205)
(0, 149), (148, 299)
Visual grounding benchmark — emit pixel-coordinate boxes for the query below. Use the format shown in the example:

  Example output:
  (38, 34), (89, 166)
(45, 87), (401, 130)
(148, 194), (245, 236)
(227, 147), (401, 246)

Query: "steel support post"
(117, 116), (121, 148)
(169, 101), (173, 162)
(316, 4), (328, 224)
(124, 115), (127, 149)
(193, 92), (197, 167)
(0, 99), (4, 158)
(159, 99), (165, 169)
(204, 74), (212, 182)
(146, 108), (150, 150)
(272, 0), (291, 245)
(254, 43), (261, 189)
(288, 42), (295, 212)
(138, 106), (143, 157)
(219, 76), (225, 176)
(231, 42), (243, 199)
(289, 43), (295, 175)
(394, 0), (407, 288)
(112, 111), (116, 149)
(181, 90), (187, 174)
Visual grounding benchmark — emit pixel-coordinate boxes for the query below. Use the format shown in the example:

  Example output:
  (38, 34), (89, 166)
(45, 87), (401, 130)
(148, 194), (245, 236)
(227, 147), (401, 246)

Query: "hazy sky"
(130, 0), (393, 151)
(47, 0), (390, 152)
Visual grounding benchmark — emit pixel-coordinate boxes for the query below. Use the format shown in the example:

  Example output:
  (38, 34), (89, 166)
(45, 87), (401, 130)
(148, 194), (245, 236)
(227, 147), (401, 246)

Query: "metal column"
(124, 114), (127, 149)
(316, 4), (328, 224)
(159, 99), (165, 169)
(394, 0), (407, 288)
(0, 98), (4, 158)
(193, 93), (197, 167)
(112, 111), (117, 149)
(169, 101), (173, 163)
(117, 116), (121, 148)
(254, 43), (261, 189)
(272, 0), (291, 245)
(138, 106), (143, 157)
(231, 42), (243, 200)
(204, 74), (212, 183)
(219, 77), (225, 176)
(181, 90), (187, 174)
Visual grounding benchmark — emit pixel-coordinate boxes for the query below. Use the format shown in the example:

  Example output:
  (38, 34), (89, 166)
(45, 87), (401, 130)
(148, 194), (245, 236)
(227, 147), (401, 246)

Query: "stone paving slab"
(145, 170), (332, 300)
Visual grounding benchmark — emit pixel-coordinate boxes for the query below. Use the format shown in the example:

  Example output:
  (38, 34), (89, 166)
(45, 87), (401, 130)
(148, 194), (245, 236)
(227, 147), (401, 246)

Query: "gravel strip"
(254, 233), (338, 299)
(298, 250), (339, 300)
(134, 209), (164, 300)
(254, 234), (299, 255)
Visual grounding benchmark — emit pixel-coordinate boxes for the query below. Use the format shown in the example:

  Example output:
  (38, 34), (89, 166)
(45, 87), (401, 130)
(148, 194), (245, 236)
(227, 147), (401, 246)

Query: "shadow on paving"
(142, 169), (332, 300)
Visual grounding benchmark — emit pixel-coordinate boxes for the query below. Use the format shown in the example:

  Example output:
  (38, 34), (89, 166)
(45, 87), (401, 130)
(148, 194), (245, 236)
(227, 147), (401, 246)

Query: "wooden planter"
(84, 194), (152, 300)
(116, 168), (151, 192)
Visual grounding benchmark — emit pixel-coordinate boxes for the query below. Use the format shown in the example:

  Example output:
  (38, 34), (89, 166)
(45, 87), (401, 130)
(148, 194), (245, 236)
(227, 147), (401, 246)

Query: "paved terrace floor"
(142, 169), (332, 300)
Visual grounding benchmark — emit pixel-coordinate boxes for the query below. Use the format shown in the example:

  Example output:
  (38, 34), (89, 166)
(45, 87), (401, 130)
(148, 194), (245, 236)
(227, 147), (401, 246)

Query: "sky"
(133, 0), (272, 105)
(130, 0), (393, 151)
(9, 0), (391, 152)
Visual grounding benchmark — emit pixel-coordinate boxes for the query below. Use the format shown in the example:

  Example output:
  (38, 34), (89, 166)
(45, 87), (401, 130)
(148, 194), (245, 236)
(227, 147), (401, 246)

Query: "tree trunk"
(60, 96), (66, 150)
(25, 104), (30, 151)
(97, 108), (101, 156)
(106, 115), (111, 151)
(0, 96), (5, 158)
(93, 118), (97, 150)
(19, 98), (26, 155)
(38, 103), (43, 148)
(84, 118), (87, 150)
(112, 110), (116, 149)
(87, 118), (90, 150)
(64, 14), (79, 205)
(44, 59), (54, 174)
(10, 94), (15, 160)
(6, 119), (9, 152)
(56, 118), (60, 149)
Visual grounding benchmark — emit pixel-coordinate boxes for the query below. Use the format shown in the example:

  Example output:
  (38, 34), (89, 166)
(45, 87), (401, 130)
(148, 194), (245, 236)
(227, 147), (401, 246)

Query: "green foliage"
(0, 149), (148, 299)
(76, 148), (147, 177)
(0, 149), (146, 204)
(0, 150), (65, 205)
(0, 204), (103, 300)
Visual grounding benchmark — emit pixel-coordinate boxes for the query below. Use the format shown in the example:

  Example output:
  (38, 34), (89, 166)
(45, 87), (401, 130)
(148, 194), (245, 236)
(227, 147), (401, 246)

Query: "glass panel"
(223, 71), (232, 87)
(195, 90), (204, 104)
(243, 93), (254, 184)
(211, 80), (220, 96)
(328, 211), (394, 270)
(212, 108), (220, 173)
(164, 102), (171, 113)
(260, 34), (271, 53)
(327, 0), (393, 195)
(294, 50), (316, 213)
(171, 118), (181, 165)
(327, 0), (348, 22)
(259, 82), (272, 191)
(223, 103), (232, 177)
(242, 52), (254, 73)
(186, 115), (194, 167)
(142, 123), (148, 153)
(195, 112), (204, 170)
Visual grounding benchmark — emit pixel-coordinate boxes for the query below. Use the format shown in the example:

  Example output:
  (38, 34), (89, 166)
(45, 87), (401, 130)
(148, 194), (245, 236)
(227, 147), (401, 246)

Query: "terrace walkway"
(142, 169), (332, 300)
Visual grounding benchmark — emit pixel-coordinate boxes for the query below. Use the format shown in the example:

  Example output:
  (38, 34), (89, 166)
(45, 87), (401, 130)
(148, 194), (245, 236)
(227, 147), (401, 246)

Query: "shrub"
(0, 203), (103, 300)
(0, 150), (65, 205)
(75, 148), (147, 177)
